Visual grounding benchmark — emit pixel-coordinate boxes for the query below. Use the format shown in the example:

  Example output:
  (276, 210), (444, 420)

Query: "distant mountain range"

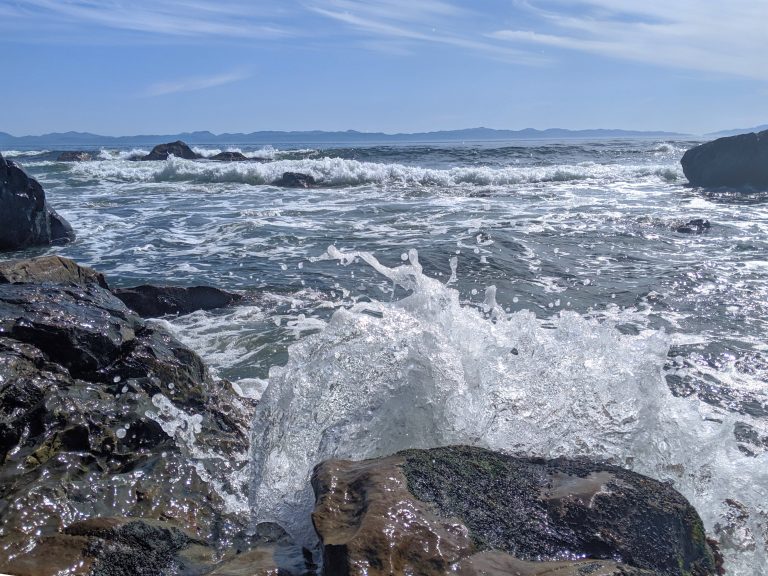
(704, 124), (768, 138)
(0, 127), (692, 148)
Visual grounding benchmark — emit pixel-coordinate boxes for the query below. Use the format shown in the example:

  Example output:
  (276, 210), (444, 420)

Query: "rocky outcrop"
(0, 269), (257, 572)
(0, 255), (108, 287)
(210, 151), (249, 161)
(312, 446), (721, 576)
(0, 153), (75, 250)
(57, 151), (94, 162)
(112, 284), (243, 317)
(272, 172), (317, 188)
(681, 130), (768, 188)
(140, 141), (200, 161)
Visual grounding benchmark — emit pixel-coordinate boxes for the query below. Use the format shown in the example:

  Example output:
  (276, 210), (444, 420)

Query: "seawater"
(4, 140), (768, 574)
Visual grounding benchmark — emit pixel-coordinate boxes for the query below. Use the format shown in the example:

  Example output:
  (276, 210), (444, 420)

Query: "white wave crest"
(1, 149), (50, 157)
(249, 247), (768, 574)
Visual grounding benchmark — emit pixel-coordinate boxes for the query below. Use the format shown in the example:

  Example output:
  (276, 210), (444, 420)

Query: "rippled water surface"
(4, 140), (768, 573)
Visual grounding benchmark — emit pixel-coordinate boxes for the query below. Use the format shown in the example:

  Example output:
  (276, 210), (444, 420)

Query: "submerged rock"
(0, 255), (108, 287)
(681, 130), (768, 188)
(56, 151), (94, 162)
(0, 276), (256, 571)
(112, 284), (243, 317)
(140, 140), (200, 161)
(210, 151), (249, 161)
(272, 171), (317, 188)
(312, 446), (721, 576)
(0, 153), (75, 250)
(673, 218), (711, 234)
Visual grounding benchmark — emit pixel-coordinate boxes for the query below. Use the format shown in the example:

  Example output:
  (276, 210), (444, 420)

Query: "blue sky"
(2, 0), (766, 135)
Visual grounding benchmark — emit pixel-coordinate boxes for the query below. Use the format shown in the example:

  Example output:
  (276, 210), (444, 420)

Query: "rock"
(0, 277), (256, 569)
(56, 151), (93, 162)
(312, 446), (721, 576)
(681, 130), (768, 188)
(674, 218), (711, 234)
(112, 284), (243, 317)
(0, 255), (108, 287)
(210, 151), (249, 161)
(140, 140), (200, 161)
(0, 153), (75, 250)
(272, 172), (317, 188)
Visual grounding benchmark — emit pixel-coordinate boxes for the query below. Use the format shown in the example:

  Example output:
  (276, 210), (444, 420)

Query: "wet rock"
(272, 172), (317, 188)
(210, 151), (249, 161)
(112, 284), (243, 317)
(0, 255), (108, 287)
(681, 130), (768, 188)
(673, 218), (711, 234)
(0, 153), (75, 250)
(312, 446), (721, 576)
(140, 140), (200, 161)
(0, 278), (256, 570)
(57, 151), (94, 162)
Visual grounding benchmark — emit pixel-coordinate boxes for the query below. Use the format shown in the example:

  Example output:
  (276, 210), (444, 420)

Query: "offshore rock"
(272, 171), (317, 188)
(0, 153), (75, 250)
(210, 151), (249, 161)
(141, 140), (200, 161)
(57, 151), (94, 162)
(681, 130), (768, 188)
(312, 446), (721, 576)
(0, 255), (108, 287)
(112, 284), (243, 318)
(0, 278), (256, 572)
(673, 218), (711, 234)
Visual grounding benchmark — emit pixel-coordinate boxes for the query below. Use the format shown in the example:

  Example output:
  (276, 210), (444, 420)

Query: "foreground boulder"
(0, 255), (108, 287)
(0, 266), (257, 573)
(272, 172), (317, 188)
(56, 151), (93, 162)
(681, 130), (768, 188)
(0, 153), (75, 250)
(141, 140), (200, 161)
(112, 284), (243, 317)
(312, 446), (721, 576)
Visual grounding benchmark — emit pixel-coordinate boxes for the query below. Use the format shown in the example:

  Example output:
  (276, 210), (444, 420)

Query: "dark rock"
(0, 277), (256, 570)
(0, 153), (75, 250)
(210, 151), (249, 161)
(674, 218), (711, 234)
(0, 255), (108, 287)
(272, 172), (317, 188)
(681, 130), (768, 188)
(112, 284), (243, 317)
(312, 446), (721, 576)
(57, 151), (93, 162)
(140, 141), (200, 161)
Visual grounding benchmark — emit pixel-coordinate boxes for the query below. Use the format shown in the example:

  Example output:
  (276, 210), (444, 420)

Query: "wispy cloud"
(491, 0), (768, 81)
(145, 70), (250, 96)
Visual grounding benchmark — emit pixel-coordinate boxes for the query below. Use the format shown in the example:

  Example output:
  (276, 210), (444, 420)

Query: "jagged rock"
(272, 172), (317, 188)
(57, 151), (93, 162)
(312, 446), (721, 576)
(210, 151), (248, 161)
(0, 153), (75, 250)
(0, 278), (256, 571)
(681, 130), (768, 188)
(140, 141), (200, 161)
(673, 218), (711, 234)
(0, 255), (108, 287)
(112, 284), (243, 317)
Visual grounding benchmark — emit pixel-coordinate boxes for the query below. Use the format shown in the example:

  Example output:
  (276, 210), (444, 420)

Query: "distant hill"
(0, 127), (690, 148)
(705, 124), (768, 138)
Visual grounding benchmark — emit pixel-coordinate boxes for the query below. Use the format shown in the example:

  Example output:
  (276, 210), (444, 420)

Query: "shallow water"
(4, 140), (768, 573)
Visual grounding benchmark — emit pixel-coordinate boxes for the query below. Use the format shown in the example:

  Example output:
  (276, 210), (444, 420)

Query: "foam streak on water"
(250, 247), (767, 573)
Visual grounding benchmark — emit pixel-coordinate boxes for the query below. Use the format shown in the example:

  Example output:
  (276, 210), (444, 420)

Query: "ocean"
(3, 139), (767, 573)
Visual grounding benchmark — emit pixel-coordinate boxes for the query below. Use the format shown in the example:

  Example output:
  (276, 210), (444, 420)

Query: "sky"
(1, 0), (767, 136)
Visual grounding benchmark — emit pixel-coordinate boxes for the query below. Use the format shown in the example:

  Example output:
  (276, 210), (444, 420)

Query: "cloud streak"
(491, 0), (768, 81)
(145, 70), (250, 96)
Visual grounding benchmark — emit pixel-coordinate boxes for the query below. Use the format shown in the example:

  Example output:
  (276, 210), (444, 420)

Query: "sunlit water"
(4, 140), (768, 574)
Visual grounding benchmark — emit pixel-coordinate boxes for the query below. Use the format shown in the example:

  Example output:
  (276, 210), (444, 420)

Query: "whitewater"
(4, 139), (767, 574)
